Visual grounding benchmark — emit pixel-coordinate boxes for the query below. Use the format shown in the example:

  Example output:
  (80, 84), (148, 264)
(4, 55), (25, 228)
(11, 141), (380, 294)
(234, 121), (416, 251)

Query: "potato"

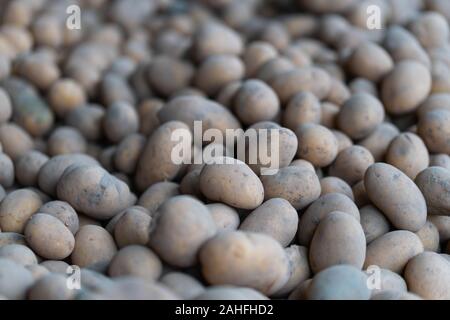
(38, 153), (99, 196)
(345, 42), (393, 82)
(103, 101), (138, 143)
(108, 245), (162, 281)
(269, 67), (331, 104)
(240, 198), (298, 247)
(370, 268), (407, 296)
(256, 57), (295, 83)
(309, 211), (366, 273)
(0, 244), (37, 266)
(364, 230), (424, 273)
(282, 92), (321, 131)
(415, 220), (440, 252)
(47, 126), (87, 156)
(199, 231), (289, 295)
(295, 123), (338, 167)
(195, 286), (268, 300)
(26, 264), (50, 282)
(261, 166), (321, 210)
(206, 203), (240, 233)
(274, 245), (310, 296)
(289, 159), (315, 172)
(326, 78), (351, 106)
(243, 41), (278, 78)
(57, 165), (133, 220)
(0, 189), (42, 233)
(179, 167), (203, 198)
(428, 215), (450, 242)
(138, 182), (179, 213)
(409, 12), (449, 49)
(417, 93), (450, 118)
(381, 60), (431, 115)
(113, 133), (145, 174)
(0, 232), (26, 248)
(200, 158), (264, 210)
(28, 273), (75, 300)
(349, 78), (378, 97)
(114, 207), (151, 248)
(149, 195), (217, 267)
(416, 165), (450, 211)
(65, 105), (105, 141)
(71, 225), (117, 272)
(0, 258), (34, 300)
(48, 78), (86, 117)
(216, 81), (241, 108)
(358, 122), (399, 162)
(233, 79), (279, 125)
(320, 177), (354, 200)
(364, 163), (427, 231)
(160, 272), (205, 300)
(137, 99), (163, 136)
(15, 150), (48, 186)
(298, 193), (360, 246)
(332, 130), (353, 153)
(192, 22), (243, 62)
(0, 123), (33, 160)
(258, 22), (290, 51)
(430, 154), (450, 170)
(25, 213), (74, 260)
(329, 146), (374, 186)
(0, 152), (14, 188)
(307, 265), (370, 300)
(0, 88), (12, 123)
(39, 200), (79, 235)
(359, 205), (390, 244)
(337, 93), (385, 140)
(404, 252), (450, 300)
(288, 279), (312, 300)
(418, 109), (450, 154)
(39, 260), (69, 274)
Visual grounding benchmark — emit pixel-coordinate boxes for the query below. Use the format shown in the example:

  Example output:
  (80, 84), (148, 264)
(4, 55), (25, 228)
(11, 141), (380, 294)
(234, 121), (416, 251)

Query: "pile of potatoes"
(0, 0), (449, 300)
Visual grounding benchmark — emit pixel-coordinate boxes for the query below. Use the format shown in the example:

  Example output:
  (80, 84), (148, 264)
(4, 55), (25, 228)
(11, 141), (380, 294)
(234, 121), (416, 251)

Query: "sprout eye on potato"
(0, 0), (449, 301)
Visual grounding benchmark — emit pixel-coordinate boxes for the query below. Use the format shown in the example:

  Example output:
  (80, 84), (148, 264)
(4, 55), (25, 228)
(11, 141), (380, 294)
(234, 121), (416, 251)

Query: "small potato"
(149, 196), (217, 267)
(47, 126), (87, 156)
(258, 22), (290, 51)
(309, 211), (366, 273)
(0, 189), (42, 233)
(65, 105), (105, 141)
(0, 152), (14, 188)
(25, 213), (75, 260)
(289, 159), (315, 172)
(240, 198), (298, 247)
(409, 12), (449, 49)
(256, 57), (295, 83)
(381, 60), (431, 115)
(337, 93), (385, 140)
(28, 273), (75, 300)
(269, 67), (331, 104)
(349, 78), (378, 97)
(103, 101), (139, 143)
(135, 121), (191, 191)
(233, 79), (280, 125)
(345, 42), (393, 82)
(332, 130), (353, 153)
(0, 244), (37, 266)
(295, 123), (338, 167)
(307, 265), (371, 300)
(282, 92), (321, 131)
(358, 122), (399, 162)
(364, 230), (424, 274)
(430, 154), (450, 170)
(138, 99), (163, 136)
(39, 200), (79, 235)
(385, 132), (429, 179)
(274, 245), (311, 296)
(261, 166), (321, 210)
(370, 268), (407, 296)
(326, 78), (351, 106)
(415, 166), (450, 216)
(418, 109), (450, 154)
(298, 193), (360, 246)
(206, 203), (240, 233)
(114, 207), (151, 248)
(26, 264), (50, 282)
(415, 220), (440, 252)
(417, 93), (450, 118)
(199, 231), (289, 295)
(0, 258), (34, 300)
(329, 146), (374, 186)
(48, 78), (86, 117)
(39, 261), (69, 274)
(15, 150), (48, 186)
(108, 245), (162, 281)
(243, 41), (278, 78)
(57, 165), (133, 220)
(71, 225), (117, 272)
(364, 163), (427, 231)
(113, 133), (145, 174)
(200, 158), (264, 210)
(359, 205), (390, 244)
(160, 272), (205, 300)
(404, 252), (450, 300)
(320, 177), (354, 200)
(428, 215), (450, 243)
(216, 81), (241, 107)
(0, 232), (26, 247)
(179, 167), (203, 199)
(138, 182), (179, 213)
(0, 88), (12, 123)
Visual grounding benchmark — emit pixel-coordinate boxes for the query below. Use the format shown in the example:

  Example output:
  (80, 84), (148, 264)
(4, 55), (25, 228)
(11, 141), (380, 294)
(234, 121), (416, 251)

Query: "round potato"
(428, 215), (450, 243)
(359, 205), (390, 244)
(0, 258), (34, 300)
(282, 92), (321, 131)
(114, 207), (151, 248)
(415, 220), (440, 252)
(329, 146), (374, 186)
(39, 200), (79, 235)
(15, 150), (49, 186)
(418, 109), (450, 154)
(0, 244), (37, 266)
(28, 273), (75, 300)
(138, 182), (179, 214)
(0, 189), (42, 233)
(206, 203), (240, 233)
(429, 153), (450, 170)
(358, 122), (399, 162)
(320, 177), (354, 200)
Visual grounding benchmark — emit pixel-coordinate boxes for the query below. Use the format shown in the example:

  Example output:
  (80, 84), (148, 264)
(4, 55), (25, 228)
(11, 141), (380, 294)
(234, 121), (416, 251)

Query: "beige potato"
(103, 101), (139, 143)
(0, 189), (42, 233)
(428, 215), (450, 243)
(364, 230), (424, 273)
(274, 245), (310, 296)
(65, 105), (105, 141)
(359, 205), (390, 244)
(415, 166), (450, 216)
(206, 203), (240, 233)
(114, 207), (151, 248)
(28, 273), (76, 300)
(113, 133), (145, 174)
(415, 220), (440, 252)
(358, 122), (399, 162)
(199, 231), (289, 295)
(0, 258), (34, 300)
(329, 146), (374, 186)
(409, 12), (449, 49)
(47, 126), (87, 156)
(418, 109), (450, 155)
(430, 153), (450, 170)
(320, 177), (354, 200)
(282, 92), (321, 131)
(0, 123), (33, 161)
(0, 244), (37, 266)
(138, 182), (180, 213)
(39, 200), (79, 235)
(256, 57), (295, 83)
(0, 152), (14, 188)
(243, 41), (278, 77)
(48, 78), (86, 117)
(15, 150), (48, 186)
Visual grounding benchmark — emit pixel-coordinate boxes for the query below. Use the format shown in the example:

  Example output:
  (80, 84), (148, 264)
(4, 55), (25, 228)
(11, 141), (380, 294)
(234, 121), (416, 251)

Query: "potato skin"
(15, 150), (49, 186)
(415, 166), (450, 216)
(114, 208), (151, 248)
(261, 166), (321, 210)
(329, 146), (374, 186)
(415, 220), (440, 252)
(404, 252), (450, 300)
(364, 230), (424, 274)
(149, 196), (217, 267)
(71, 225), (117, 272)
(428, 215), (450, 243)
(0, 244), (37, 266)
(199, 231), (289, 295)
(418, 109), (450, 154)
(358, 122), (399, 162)
(0, 189), (42, 233)
(200, 158), (264, 210)
(320, 177), (354, 200)
(25, 213), (75, 260)
(240, 198), (298, 247)
(206, 203), (240, 233)
(0, 258), (34, 300)
(309, 211), (366, 273)
(359, 205), (390, 244)
(138, 181), (179, 214)
(28, 273), (76, 300)
(39, 200), (79, 235)
(0, 152), (14, 188)
(364, 163), (427, 231)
